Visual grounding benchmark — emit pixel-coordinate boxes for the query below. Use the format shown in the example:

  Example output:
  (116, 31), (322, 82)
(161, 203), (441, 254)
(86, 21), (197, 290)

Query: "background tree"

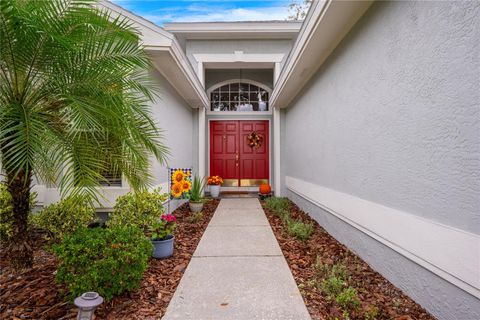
(287, 0), (313, 21)
(0, 0), (168, 268)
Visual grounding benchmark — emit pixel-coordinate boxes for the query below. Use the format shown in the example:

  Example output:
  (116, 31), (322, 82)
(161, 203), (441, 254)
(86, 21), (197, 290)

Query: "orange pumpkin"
(259, 184), (271, 195)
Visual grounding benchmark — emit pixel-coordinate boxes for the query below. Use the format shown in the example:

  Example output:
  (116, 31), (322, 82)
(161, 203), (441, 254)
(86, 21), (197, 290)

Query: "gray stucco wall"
(205, 69), (274, 91)
(282, 1), (480, 318)
(185, 39), (293, 71)
(287, 191), (480, 320)
(149, 69), (196, 187)
(285, 0), (480, 233)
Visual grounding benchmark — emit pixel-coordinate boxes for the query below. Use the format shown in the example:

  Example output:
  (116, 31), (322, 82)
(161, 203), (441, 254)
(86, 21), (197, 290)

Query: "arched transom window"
(209, 80), (271, 112)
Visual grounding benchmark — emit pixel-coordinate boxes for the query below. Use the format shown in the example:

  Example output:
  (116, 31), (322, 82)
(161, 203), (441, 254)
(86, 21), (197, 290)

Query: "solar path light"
(74, 292), (104, 320)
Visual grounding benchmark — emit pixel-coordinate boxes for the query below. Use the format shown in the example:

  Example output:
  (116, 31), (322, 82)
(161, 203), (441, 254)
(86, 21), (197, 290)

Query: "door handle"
(235, 153), (239, 161)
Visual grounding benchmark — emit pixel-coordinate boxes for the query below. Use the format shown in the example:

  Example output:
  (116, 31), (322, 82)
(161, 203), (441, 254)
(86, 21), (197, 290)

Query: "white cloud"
(111, 1), (291, 25)
(171, 6), (290, 22)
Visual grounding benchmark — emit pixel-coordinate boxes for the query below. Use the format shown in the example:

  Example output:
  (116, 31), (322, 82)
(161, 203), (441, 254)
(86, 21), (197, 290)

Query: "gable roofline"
(100, 0), (174, 43)
(164, 21), (302, 40)
(99, 0), (209, 109)
(100, 0), (373, 110)
(270, 0), (374, 109)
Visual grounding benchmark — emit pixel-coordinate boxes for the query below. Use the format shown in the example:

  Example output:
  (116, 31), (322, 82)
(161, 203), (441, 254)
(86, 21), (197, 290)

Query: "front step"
(218, 191), (258, 198)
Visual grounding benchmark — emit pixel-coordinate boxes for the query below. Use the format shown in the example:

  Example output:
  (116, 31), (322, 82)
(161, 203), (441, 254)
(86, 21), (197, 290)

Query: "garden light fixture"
(74, 292), (103, 320)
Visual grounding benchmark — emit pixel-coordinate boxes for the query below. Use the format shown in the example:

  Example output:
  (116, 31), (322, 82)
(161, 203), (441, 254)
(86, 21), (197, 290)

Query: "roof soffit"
(270, 0), (374, 109)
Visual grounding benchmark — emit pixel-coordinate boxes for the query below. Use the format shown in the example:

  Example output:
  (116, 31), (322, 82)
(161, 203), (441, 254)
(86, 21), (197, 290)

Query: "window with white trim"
(98, 165), (122, 187)
(209, 80), (270, 112)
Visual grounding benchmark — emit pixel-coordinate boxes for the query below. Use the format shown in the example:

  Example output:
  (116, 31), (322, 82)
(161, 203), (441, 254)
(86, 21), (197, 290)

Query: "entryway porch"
(162, 198), (310, 320)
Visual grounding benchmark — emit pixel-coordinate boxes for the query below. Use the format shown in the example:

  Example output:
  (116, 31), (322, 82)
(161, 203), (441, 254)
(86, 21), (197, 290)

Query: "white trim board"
(193, 52), (285, 64)
(285, 176), (480, 299)
(163, 21), (302, 40)
(193, 52), (284, 86)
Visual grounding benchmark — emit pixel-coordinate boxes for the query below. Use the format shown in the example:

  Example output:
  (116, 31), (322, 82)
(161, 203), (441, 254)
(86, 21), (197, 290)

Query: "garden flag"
(169, 168), (192, 199)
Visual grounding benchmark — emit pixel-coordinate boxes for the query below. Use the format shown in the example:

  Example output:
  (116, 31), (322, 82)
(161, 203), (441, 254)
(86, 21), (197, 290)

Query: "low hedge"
(106, 188), (168, 231)
(53, 225), (152, 301)
(31, 196), (96, 241)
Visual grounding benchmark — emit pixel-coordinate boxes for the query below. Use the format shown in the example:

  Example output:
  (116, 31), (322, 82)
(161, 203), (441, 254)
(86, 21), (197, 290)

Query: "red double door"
(210, 121), (269, 187)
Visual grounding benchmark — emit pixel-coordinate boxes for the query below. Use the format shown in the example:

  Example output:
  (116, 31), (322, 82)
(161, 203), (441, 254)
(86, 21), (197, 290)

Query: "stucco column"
(198, 106), (206, 189)
(273, 106), (281, 196)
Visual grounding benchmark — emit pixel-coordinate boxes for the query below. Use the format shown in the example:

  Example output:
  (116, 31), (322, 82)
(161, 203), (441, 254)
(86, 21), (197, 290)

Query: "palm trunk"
(6, 170), (33, 269)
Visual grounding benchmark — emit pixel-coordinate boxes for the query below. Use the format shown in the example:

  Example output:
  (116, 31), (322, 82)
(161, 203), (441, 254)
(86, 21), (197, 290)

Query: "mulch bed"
(261, 199), (436, 320)
(0, 199), (220, 320)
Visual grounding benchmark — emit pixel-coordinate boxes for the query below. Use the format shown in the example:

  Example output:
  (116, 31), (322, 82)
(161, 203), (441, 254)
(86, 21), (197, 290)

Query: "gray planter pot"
(210, 185), (221, 198)
(152, 235), (174, 259)
(189, 201), (204, 212)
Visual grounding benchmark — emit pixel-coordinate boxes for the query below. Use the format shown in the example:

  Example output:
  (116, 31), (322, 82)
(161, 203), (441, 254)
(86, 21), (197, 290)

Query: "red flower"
(161, 214), (176, 222)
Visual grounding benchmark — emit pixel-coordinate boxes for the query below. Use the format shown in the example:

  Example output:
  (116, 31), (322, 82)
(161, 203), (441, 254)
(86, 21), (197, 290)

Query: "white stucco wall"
(149, 69), (196, 189)
(32, 68), (197, 209)
(283, 1), (480, 318)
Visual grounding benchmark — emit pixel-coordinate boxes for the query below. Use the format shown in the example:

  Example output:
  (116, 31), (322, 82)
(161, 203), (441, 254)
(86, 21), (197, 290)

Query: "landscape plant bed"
(261, 198), (435, 320)
(0, 199), (219, 320)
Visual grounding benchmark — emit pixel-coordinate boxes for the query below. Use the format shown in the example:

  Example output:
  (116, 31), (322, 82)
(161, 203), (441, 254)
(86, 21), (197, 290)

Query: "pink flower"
(161, 214), (176, 222)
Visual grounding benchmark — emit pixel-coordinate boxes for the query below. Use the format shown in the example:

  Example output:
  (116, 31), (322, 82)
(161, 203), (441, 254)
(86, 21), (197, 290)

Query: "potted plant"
(150, 214), (176, 259)
(207, 176), (223, 198)
(189, 175), (205, 212)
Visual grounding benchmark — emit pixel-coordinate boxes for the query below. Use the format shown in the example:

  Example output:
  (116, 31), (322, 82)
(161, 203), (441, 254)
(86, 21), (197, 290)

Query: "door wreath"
(247, 131), (263, 149)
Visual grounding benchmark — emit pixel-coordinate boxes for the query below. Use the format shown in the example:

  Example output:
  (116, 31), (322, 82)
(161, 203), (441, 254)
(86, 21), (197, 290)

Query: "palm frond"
(0, 0), (169, 202)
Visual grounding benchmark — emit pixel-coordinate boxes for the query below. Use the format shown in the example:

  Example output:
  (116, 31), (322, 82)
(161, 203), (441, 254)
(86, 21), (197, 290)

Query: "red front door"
(210, 120), (269, 187)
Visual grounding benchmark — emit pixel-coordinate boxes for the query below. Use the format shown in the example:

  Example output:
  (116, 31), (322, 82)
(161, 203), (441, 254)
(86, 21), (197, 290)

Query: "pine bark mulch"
(261, 199), (436, 320)
(0, 199), (220, 320)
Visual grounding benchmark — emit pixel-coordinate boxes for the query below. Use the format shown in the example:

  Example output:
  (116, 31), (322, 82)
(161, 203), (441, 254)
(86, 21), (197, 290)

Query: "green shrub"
(265, 197), (289, 212)
(321, 275), (345, 298)
(186, 212), (203, 224)
(276, 208), (291, 222)
(54, 226), (152, 301)
(315, 259), (348, 281)
(317, 261), (350, 298)
(286, 219), (314, 241)
(0, 184), (36, 242)
(314, 259), (366, 316)
(107, 188), (168, 230)
(31, 196), (96, 241)
(335, 287), (360, 312)
(363, 305), (379, 320)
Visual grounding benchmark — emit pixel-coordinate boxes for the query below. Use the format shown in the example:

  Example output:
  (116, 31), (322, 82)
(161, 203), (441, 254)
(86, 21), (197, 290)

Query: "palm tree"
(0, 0), (168, 268)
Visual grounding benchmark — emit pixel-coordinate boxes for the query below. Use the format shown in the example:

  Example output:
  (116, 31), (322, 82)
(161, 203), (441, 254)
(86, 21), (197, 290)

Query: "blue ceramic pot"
(152, 235), (174, 259)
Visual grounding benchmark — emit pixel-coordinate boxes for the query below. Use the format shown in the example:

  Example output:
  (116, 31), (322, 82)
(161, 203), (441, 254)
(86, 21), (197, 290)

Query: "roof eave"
(146, 42), (209, 109)
(164, 21), (302, 40)
(270, 0), (374, 109)
(99, 0), (208, 109)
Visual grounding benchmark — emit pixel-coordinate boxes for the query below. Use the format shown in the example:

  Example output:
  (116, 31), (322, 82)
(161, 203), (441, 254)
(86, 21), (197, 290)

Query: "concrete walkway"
(163, 198), (311, 320)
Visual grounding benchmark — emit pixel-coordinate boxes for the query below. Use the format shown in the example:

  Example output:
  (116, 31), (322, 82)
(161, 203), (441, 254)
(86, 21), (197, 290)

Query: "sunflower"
(182, 180), (192, 192)
(172, 169), (185, 183)
(171, 182), (184, 198)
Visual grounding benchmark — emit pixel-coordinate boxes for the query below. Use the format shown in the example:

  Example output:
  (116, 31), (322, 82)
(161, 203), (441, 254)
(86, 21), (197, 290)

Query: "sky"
(111, 0), (294, 25)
